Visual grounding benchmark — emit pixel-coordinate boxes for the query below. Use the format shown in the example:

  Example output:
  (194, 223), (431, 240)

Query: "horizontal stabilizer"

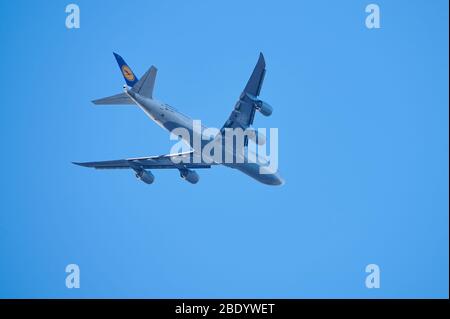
(131, 66), (157, 99)
(92, 92), (133, 105)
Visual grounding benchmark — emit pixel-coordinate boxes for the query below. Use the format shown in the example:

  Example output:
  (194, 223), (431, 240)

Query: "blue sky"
(0, 0), (448, 298)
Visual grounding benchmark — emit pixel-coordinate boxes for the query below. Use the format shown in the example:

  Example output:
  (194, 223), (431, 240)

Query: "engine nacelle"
(247, 129), (266, 145)
(179, 169), (199, 184)
(135, 169), (155, 184)
(255, 100), (273, 117)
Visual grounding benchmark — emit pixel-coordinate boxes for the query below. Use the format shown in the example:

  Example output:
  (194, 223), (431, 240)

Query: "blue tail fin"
(113, 52), (139, 87)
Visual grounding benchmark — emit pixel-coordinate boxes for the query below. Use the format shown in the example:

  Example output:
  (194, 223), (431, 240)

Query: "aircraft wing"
(222, 53), (266, 130)
(73, 151), (213, 170)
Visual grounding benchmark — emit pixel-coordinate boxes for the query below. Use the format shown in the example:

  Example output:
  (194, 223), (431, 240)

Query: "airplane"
(73, 53), (284, 186)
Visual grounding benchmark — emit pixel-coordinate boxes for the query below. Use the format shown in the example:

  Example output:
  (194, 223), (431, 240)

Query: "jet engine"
(247, 129), (266, 145)
(255, 100), (273, 116)
(246, 94), (273, 117)
(179, 168), (199, 184)
(135, 169), (155, 184)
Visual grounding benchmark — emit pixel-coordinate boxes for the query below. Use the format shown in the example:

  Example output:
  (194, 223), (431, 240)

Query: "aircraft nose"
(271, 172), (285, 186)
(261, 168), (284, 185)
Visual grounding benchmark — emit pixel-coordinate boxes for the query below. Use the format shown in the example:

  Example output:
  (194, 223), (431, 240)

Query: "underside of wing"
(222, 53), (269, 130)
(73, 151), (213, 170)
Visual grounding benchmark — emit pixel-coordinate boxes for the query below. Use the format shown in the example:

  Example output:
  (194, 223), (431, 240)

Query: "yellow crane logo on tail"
(121, 65), (135, 82)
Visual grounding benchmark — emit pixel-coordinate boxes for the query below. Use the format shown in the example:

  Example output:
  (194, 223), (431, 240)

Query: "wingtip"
(72, 161), (89, 167)
(258, 52), (266, 66)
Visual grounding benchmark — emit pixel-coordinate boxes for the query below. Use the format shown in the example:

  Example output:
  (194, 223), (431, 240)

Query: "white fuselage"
(126, 89), (283, 185)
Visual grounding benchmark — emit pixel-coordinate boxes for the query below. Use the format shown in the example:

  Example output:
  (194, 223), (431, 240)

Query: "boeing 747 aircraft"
(74, 53), (283, 185)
